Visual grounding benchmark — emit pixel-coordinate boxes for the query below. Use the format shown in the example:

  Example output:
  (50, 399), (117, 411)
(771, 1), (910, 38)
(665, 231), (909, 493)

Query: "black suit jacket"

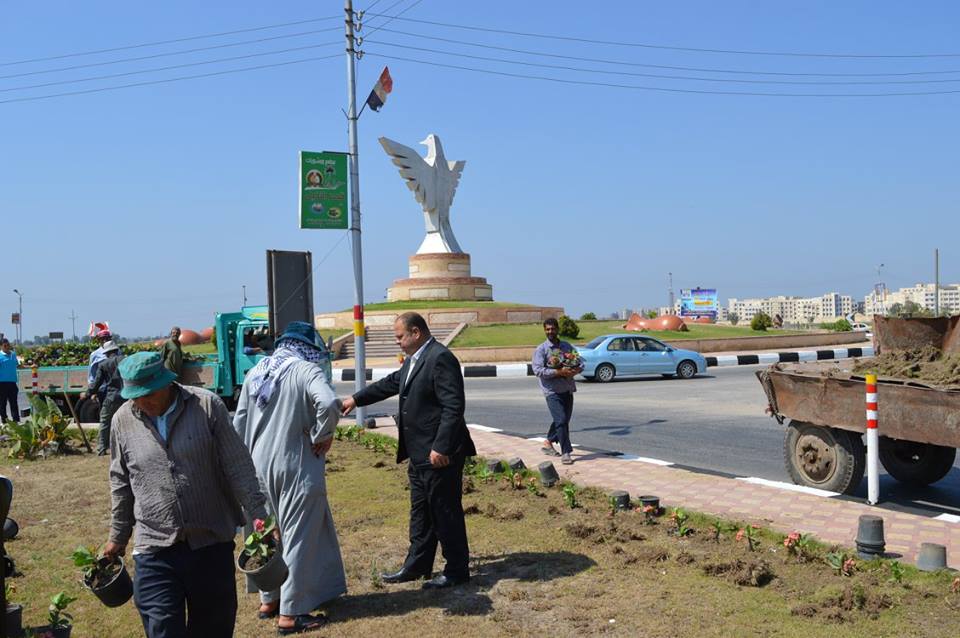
(354, 339), (476, 466)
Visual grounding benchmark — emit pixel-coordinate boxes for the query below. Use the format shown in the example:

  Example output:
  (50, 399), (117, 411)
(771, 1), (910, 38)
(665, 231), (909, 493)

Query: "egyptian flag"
(365, 66), (393, 112)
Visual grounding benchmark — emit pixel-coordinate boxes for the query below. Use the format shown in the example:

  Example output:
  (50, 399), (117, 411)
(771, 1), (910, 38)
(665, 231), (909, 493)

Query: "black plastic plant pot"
(486, 459), (504, 474)
(3, 517), (18, 540)
(5, 603), (24, 637)
(237, 545), (289, 593)
(86, 556), (133, 608)
(538, 461), (560, 488)
(33, 626), (70, 638)
(610, 490), (631, 511)
(507, 457), (526, 472)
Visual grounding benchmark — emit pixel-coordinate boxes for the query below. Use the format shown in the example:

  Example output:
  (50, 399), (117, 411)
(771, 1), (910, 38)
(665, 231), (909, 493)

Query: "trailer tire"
(878, 437), (956, 487)
(77, 397), (100, 424)
(784, 421), (865, 495)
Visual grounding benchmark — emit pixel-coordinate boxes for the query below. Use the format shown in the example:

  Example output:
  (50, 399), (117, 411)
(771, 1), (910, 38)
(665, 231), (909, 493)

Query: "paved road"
(335, 364), (960, 516)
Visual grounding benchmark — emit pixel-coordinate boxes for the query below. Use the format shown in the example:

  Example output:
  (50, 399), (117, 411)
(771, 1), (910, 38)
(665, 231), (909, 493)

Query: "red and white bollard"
(865, 373), (879, 505)
(31, 365), (39, 396)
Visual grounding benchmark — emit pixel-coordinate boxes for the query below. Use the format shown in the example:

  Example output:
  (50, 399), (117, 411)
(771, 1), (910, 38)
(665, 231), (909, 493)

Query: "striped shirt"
(109, 384), (267, 553)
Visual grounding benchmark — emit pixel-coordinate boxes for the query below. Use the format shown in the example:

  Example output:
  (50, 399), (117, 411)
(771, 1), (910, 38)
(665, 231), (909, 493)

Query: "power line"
(0, 16), (341, 68)
(364, 51), (960, 97)
(362, 0), (426, 38)
(365, 40), (960, 86)
(1, 42), (342, 94)
(371, 27), (960, 78)
(365, 13), (960, 59)
(0, 54), (340, 105)
(0, 28), (341, 80)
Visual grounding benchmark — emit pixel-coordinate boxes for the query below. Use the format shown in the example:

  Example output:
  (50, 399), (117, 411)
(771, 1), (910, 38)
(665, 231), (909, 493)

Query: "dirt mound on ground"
(791, 584), (893, 622)
(853, 345), (960, 386)
(702, 559), (774, 587)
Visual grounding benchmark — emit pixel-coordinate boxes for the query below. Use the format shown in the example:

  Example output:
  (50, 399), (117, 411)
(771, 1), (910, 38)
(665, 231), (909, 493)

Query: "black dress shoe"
(422, 574), (470, 589)
(381, 568), (430, 584)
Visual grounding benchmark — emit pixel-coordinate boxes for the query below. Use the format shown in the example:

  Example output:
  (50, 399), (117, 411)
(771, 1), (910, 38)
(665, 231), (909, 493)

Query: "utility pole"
(934, 248), (940, 316)
(242, 285), (248, 307)
(668, 272), (674, 313)
(344, 0), (368, 426)
(68, 309), (78, 341)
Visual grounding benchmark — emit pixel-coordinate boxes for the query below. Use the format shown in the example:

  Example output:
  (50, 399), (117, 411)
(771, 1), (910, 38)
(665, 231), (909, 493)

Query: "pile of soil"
(853, 345), (960, 386)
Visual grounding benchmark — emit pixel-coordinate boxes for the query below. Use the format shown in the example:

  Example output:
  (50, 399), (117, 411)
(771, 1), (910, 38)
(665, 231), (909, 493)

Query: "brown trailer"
(756, 315), (960, 495)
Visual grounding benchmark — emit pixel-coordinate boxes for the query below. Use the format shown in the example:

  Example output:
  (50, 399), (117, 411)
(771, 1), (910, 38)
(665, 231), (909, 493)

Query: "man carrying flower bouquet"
(531, 317), (583, 465)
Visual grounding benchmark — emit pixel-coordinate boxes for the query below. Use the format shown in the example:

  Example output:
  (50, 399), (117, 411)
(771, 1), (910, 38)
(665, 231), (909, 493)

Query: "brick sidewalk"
(355, 419), (959, 569)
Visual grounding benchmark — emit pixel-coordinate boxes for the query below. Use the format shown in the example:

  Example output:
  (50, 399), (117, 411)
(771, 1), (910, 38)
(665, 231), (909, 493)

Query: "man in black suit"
(340, 312), (475, 589)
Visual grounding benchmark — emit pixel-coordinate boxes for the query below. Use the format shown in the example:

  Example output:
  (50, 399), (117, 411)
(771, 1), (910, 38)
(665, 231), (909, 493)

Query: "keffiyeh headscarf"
(248, 338), (327, 408)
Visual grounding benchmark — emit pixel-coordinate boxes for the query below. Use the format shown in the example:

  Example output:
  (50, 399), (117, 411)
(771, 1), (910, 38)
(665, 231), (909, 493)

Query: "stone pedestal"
(387, 253), (493, 302)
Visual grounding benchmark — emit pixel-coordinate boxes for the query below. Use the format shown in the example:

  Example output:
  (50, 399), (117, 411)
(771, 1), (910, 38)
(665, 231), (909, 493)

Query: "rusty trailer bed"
(757, 362), (960, 449)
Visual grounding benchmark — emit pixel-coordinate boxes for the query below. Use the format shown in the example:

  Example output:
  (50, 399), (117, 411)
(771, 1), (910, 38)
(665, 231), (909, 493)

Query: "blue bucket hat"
(119, 351), (177, 400)
(275, 321), (324, 350)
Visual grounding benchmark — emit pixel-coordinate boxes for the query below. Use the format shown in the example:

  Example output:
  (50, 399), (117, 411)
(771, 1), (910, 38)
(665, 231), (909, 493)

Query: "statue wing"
(379, 137), (436, 211)
(443, 160), (466, 210)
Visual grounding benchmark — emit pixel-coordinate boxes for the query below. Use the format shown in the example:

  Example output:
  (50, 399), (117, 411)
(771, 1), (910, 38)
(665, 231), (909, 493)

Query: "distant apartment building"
(864, 283), (960, 316)
(727, 292), (853, 324)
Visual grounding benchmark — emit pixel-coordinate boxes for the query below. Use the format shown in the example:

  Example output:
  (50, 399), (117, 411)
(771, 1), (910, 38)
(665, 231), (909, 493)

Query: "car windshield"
(583, 337), (606, 350)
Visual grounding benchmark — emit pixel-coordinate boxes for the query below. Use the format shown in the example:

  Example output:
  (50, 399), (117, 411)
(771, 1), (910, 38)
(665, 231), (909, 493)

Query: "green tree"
(751, 311), (773, 331)
(728, 312), (739, 326)
(645, 310), (658, 319)
(558, 315), (580, 339)
(579, 312), (597, 321)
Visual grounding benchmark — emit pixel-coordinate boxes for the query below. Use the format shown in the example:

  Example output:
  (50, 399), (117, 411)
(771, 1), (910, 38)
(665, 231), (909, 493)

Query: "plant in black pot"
(35, 591), (75, 638)
(5, 582), (23, 638)
(71, 546), (133, 607)
(237, 516), (288, 592)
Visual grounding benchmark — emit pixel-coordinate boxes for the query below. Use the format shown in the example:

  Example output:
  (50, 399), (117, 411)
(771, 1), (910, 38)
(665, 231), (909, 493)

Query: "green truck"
(16, 306), (328, 421)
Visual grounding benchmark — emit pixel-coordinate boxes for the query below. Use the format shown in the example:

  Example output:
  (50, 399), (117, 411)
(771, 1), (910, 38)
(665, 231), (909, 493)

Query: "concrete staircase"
(337, 324), (461, 360)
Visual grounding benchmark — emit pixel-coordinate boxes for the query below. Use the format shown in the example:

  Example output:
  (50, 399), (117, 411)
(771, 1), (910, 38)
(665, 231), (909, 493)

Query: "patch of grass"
(346, 301), (531, 312)
(451, 321), (804, 348)
(2, 443), (959, 637)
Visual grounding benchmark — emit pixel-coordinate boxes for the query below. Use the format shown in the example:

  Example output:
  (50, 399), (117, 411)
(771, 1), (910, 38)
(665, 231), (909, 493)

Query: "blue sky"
(2, 1), (958, 339)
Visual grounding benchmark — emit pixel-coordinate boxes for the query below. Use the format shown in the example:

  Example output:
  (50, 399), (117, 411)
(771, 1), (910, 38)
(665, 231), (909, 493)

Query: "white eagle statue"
(379, 134), (466, 254)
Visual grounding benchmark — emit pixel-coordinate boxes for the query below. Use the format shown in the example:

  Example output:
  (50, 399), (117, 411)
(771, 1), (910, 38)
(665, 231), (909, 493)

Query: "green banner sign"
(299, 151), (348, 229)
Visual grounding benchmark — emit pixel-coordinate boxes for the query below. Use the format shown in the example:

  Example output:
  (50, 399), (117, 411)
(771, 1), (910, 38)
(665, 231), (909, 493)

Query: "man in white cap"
(82, 340), (123, 455)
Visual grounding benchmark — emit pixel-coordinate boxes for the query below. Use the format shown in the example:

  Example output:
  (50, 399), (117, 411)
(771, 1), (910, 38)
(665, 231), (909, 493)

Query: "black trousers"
(0, 382), (19, 423)
(403, 454), (470, 578)
(133, 541), (236, 638)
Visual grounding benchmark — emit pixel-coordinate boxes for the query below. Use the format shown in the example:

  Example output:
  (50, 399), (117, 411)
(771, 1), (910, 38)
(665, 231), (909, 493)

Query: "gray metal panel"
(266, 250), (314, 335)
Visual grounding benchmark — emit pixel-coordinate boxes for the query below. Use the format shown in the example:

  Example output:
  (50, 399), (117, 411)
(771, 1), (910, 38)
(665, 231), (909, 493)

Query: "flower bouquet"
(546, 348), (582, 370)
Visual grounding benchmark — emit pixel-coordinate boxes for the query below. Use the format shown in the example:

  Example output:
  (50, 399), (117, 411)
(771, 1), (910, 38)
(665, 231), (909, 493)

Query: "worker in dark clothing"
(82, 341), (124, 455)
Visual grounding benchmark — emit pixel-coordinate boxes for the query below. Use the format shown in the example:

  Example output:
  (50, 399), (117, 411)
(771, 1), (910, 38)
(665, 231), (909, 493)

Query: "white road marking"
(735, 476), (839, 497)
(467, 423), (503, 433)
(715, 356), (739, 367)
(757, 353), (781, 364)
(933, 513), (960, 524)
(618, 454), (674, 466)
(797, 351), (818, 362)
(496, 364), (529, 377)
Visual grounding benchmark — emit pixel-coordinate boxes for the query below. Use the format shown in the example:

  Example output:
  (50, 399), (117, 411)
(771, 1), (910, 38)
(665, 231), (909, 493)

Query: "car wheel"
(676, 360), (697, 379)
(595, 363), (616, 383)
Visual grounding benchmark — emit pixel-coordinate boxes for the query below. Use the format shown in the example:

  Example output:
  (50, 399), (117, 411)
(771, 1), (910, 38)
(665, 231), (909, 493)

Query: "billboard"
(680, 288), (718, 319)
(299, 151), (349, 229)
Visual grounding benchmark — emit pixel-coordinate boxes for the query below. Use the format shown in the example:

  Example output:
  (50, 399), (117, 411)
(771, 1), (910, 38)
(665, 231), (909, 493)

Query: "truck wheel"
(595, 363), (616, 383)
(77, 398), (100, 424)
(878, 437), (956, 487)
(784, 421), (865, 495)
